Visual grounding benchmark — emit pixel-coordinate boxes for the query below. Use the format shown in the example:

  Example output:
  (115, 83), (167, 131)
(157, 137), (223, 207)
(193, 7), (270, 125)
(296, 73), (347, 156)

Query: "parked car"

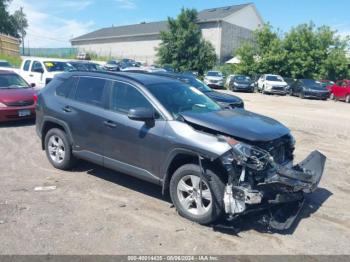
(0, 60), (13, 70)
(228, 75), (254, 92)
(19, 58), (74, 88)
(67, 61), (104, 72)
(204, 71), (224, 89)
(283, 78), (294, 94)
(149, 71), (244, 109)
(257, 74), (288, 95)
(320, 80), (334, 91)
(36, 71), (326, 230)
(289, 79), (330, 100)
(104, 60), (120, 71)
(76, 52), (91, 60)
(225, 74), (235, 87)
(0, 70), (36, 122)
(330, 80), (350, 103)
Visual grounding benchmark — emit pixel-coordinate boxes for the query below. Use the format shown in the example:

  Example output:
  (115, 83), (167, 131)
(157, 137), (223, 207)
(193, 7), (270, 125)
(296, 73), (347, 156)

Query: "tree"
(0, 0), (28, 43)
(156, 8), (217, 75)
(234, 22), (350, 80)
(0, 0), (16, 36)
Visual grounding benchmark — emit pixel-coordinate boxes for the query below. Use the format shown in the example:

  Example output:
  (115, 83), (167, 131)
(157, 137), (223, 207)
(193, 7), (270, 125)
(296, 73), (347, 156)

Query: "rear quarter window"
(23, 60), (31, 71)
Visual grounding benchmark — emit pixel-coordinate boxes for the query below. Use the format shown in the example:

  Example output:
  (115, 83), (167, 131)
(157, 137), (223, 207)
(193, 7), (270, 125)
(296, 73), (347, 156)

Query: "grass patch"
(0, 53), (22, 68)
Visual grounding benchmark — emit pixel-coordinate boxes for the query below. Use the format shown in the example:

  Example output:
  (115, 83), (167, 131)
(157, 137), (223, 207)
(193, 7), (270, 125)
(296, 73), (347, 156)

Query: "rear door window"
(56, 77), (77, 98)
(75, 77), (107, 107)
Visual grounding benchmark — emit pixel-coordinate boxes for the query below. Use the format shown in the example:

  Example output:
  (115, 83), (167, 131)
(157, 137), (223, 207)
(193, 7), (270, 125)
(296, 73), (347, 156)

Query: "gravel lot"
(0, 92), (349, 255)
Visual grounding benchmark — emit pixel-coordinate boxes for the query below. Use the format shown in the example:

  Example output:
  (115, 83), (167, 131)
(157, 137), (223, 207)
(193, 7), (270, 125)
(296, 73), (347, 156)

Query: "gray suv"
(36, 72), (326, 230)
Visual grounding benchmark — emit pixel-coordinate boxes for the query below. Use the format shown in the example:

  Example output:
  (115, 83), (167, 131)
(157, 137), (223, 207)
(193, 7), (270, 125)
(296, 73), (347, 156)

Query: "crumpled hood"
(180, 110), (290, 142)
(204, 91), (242, 104)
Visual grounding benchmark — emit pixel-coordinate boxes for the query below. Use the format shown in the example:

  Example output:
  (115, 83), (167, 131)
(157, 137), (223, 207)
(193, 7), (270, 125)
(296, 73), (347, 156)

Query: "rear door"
(20, 60), (32, 83)
(64, 76), (109, 164)
(103, 80), (166, 183)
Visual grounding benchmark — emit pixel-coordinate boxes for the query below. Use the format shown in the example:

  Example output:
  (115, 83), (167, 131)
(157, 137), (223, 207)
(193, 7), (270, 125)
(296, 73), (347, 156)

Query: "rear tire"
(45, 128), (75, 170)
(169, 164), (225, 225)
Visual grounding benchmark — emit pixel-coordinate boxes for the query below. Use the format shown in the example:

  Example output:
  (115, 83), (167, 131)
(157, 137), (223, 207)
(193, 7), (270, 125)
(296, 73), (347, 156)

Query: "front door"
(103, 80), (166, 183)
(30, 61), (45, 88)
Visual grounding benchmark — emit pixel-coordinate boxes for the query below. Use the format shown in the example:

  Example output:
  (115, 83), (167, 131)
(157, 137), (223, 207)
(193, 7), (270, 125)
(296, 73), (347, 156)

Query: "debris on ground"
(34, 186), (57, 192)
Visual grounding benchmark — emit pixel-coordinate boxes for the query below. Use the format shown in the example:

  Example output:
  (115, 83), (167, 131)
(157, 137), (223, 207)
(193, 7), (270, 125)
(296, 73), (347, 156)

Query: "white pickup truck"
(18, 57), (73, 89)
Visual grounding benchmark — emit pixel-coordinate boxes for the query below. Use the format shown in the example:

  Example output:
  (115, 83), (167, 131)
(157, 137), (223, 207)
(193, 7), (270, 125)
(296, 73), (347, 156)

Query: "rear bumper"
(225, 150), (326, 230)
(0, 106), (36, 122)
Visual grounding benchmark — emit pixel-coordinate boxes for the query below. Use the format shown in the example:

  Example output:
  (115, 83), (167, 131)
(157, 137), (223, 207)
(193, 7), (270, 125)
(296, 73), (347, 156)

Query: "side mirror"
(30, 83), (36, 88)
(128, 107), (155, 122)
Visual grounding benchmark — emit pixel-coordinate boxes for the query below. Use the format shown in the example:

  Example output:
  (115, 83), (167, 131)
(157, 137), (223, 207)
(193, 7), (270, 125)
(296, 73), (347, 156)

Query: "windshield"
(181, 77), (212, 92)
(0, 61), (11, 67)
(266, 75), (283, 82)
(234, 75), (251, 82)
(0, 74), (30, 89)
(207, 71), (222, 77)
(44, 61), (74, 72)
(146, 82), (221, 117)
(302, 80), (326, 90)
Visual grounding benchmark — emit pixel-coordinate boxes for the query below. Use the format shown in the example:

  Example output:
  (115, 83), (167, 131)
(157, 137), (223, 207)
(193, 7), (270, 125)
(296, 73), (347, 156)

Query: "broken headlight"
(220, 136), (272, 171)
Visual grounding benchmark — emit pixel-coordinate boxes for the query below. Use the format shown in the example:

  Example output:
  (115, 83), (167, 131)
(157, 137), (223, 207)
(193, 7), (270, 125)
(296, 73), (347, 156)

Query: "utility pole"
(20, 7), (25, 56)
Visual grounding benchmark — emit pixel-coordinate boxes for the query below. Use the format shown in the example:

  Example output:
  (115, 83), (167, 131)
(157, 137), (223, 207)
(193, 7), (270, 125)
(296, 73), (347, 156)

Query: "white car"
(257, 74), (288, 94)
(19, 57), (73, 89)
(204, 71), (224, 88)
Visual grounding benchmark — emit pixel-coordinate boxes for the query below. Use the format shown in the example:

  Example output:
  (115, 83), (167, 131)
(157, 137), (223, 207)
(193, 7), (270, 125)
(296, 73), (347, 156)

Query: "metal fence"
(21, 47), (78, 58)
(0, 34), (20, 56)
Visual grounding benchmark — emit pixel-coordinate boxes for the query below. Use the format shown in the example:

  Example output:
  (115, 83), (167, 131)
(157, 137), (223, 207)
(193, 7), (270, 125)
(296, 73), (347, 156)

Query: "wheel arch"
(161, 148), (228, 195)
(40, 117), (74, 150)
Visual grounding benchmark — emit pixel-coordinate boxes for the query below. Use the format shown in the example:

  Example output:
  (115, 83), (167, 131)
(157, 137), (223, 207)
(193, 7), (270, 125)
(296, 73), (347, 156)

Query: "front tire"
(299, 92), (305, 99)
(169, 164), (225, 225)
(45, 128), (75, 170)
(346, 94), (350, 103)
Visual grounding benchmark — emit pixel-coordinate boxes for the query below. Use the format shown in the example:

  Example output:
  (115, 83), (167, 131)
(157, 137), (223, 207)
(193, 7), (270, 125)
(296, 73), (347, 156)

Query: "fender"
(40, 116), (75, 149)
(161, 147), (224, 195)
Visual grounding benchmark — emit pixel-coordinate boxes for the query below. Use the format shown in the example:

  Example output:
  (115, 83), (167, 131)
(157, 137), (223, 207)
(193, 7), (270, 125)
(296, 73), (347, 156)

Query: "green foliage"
(234, 23), (350, 81)
(156, 8), (217, 75)
(0, 0), (28, 39)
(0, 52), (22, 67)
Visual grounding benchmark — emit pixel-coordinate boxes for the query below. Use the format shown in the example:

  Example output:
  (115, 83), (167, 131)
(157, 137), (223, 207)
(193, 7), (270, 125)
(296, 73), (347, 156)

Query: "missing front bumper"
(224, 150), (326, 230)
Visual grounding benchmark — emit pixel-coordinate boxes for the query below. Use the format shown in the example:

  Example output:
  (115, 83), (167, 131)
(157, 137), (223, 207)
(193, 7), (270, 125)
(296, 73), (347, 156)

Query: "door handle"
(62, 106), (72, 113)
(103, 120), (117, 128)
(29, 74), (33, 77)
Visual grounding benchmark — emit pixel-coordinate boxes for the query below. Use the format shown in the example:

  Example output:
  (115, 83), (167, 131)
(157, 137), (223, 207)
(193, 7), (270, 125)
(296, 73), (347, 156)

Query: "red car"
(320, 80), (334, 91)
(330, 80), (350, 103)
(0, 70), (37, 122)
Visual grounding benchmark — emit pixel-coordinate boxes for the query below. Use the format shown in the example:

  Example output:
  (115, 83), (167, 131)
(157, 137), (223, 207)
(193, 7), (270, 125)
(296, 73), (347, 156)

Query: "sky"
(8, 0), (350, 48)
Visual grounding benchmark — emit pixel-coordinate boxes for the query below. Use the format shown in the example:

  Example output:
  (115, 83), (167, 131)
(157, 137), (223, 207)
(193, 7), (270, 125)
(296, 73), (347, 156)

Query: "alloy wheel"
(48, 135), (65, 164)
(176, 175), (212, 216)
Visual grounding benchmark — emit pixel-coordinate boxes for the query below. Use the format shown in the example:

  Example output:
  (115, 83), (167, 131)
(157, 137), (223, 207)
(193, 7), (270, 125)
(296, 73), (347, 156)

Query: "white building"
(70, 3), (263, 64)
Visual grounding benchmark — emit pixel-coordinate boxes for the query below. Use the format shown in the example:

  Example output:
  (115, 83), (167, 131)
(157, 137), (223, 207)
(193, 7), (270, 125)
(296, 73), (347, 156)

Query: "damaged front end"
(219, 135), (326, 231)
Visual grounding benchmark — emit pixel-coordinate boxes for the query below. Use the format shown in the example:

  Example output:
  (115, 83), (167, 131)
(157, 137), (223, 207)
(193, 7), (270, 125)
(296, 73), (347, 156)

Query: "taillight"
(33, 94), (38, 103)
